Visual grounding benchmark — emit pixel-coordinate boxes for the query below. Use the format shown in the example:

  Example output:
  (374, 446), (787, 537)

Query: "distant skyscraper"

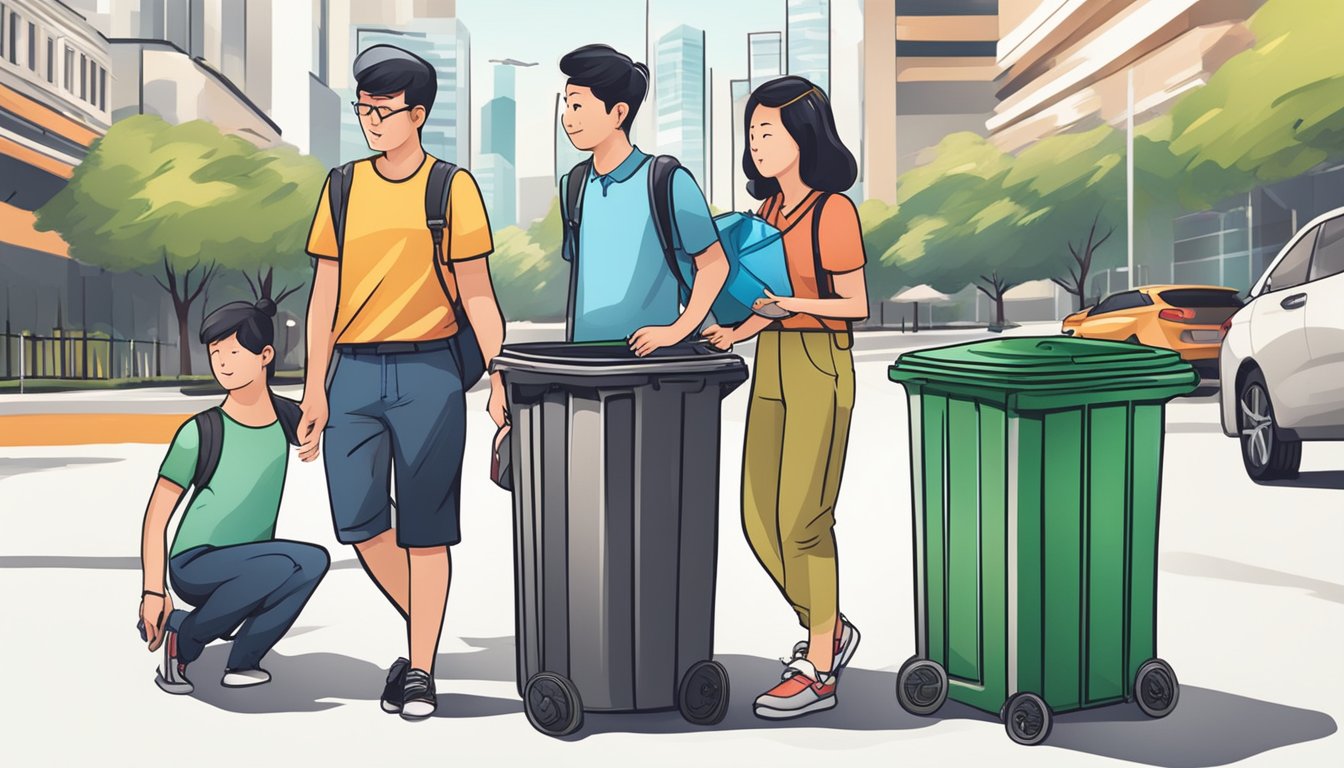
(748, 32), (783, 91)
(729, 78), (751, 212)
(554, 91), (587, 185)
(655, 25), (706, 186)
(342, 18), (471, 166)
(787, 0), (829, 93)
(479, 62), (518, 228)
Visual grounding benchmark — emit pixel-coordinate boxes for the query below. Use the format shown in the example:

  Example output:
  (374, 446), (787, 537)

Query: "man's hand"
(297, 393), (329, 463)
(487, 373), (508, 428)
(629, 324), (685, 357)
(139, 592), (173, 652)
(701, 324), (736, 351)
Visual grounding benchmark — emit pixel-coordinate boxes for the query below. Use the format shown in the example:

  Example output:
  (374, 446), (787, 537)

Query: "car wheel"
(1238, 369), (1301, 482)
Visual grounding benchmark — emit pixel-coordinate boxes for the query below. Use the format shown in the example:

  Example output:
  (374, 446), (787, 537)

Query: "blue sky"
(456, 0), (789, 181)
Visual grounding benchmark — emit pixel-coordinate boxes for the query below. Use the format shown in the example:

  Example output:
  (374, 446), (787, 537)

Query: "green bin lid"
(888, 336), (1198, 407)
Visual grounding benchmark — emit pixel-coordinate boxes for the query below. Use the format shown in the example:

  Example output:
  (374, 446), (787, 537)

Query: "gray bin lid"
(492, 341), (749, 379)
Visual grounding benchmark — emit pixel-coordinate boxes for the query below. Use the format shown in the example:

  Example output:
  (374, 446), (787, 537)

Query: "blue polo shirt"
(561, 147), (719, 342)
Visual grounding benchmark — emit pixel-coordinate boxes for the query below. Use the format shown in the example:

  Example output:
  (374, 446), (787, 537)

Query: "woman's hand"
(757, 289), (803, 316)
(701, 324), (737, 350)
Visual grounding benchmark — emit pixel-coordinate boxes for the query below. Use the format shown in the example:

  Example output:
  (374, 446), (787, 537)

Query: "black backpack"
(189, 394), (303, 492)
(325, 159), (486, 387)
(561, 154), (693, 342)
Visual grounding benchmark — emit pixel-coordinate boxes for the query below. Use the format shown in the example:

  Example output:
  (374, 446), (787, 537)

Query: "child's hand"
(298, 394), (328, 462)
(139, 592), (173, 651)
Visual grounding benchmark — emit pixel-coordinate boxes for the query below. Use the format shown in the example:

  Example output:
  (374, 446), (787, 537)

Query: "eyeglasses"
(351, 102), (416, 120)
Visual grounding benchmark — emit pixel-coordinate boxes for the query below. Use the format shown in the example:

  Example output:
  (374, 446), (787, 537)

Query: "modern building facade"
(786, 0), (829, 94)
(0, 0), (176, 377)
(862, 0), (1000, 202)
(479, 61), (518, 228)
(655, 24), (706, 187)
(342, 17), (471, 166)
(728, 77), (750, 212)
(748, 31), (782, 91)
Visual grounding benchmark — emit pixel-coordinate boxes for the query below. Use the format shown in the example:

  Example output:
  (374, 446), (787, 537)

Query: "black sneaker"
(381, 657), (410, 713)
(400, 668), (437, 721)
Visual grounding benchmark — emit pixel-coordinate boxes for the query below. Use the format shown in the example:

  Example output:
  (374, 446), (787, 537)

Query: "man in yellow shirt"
(300, 44), (507, 721)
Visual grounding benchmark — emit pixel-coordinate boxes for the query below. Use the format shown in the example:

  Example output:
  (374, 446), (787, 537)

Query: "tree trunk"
(175, 300), (192, 376)
(995, 295), (1007, 326)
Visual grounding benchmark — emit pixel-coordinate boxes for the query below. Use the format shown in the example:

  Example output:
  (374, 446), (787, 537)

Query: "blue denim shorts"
(323, 340), (467, 548)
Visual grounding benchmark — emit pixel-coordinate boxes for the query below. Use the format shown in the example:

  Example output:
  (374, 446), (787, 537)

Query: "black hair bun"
(254, 298), (278, 318)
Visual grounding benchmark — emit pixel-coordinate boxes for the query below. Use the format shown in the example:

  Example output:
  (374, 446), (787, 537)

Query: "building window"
(80, 52), (86, 100)
(63, 45), (73, 91)
(0, 4), (6, 63)
(45, 36), (51, 81)
(26, 20), (33, 70)
(8, 11), (18, 65)
(99, 65), (107, 110)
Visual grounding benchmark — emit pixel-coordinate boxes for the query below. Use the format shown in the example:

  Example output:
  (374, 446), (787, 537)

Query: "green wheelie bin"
(887, 337), (1198, 746)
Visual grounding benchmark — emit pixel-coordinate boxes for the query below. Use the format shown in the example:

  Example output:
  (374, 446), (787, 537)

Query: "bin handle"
(654, 378), (708, 394)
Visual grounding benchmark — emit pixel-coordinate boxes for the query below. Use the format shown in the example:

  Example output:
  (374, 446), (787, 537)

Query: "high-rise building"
(787, 0), (829, 93)
(479, 60), (526, 229)
(655, 25), (706, 187)
(553, 91), (587, 185)
(72, 0), (340, 164)
(342, 18), (471, 166)
(517, 175), (554, 226)
(748, 31), (783, 91)
(862, 0), (1001, 203)
(729, 78), (751, 212)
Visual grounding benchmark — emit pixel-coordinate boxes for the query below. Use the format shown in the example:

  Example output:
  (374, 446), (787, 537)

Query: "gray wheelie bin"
(491, 341), (749, 737)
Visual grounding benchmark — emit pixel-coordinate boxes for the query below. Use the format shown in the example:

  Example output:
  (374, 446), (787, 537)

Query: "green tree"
(1164, 0), (1344, 210)
(490, 197), (568, 322)
(223, 144), (327, 307)
(36, 116), (319, 374)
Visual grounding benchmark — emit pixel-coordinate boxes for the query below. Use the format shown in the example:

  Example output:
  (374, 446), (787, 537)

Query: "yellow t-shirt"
(306, 156), (494, 344)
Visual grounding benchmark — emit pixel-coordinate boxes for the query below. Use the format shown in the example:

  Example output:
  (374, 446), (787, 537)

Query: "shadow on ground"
(189, 636), (521, 717)
(564, 654), (1334, 766)
(1163, 552), (1344, 605)
(0, 456), (122, 480)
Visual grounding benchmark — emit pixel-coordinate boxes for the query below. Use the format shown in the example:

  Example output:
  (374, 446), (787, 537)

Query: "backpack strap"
(327, 161), (356, 257)
(425, 159), (466, 309)
(648, 155), (693, 302)
(562, 160), (590, 342)
(270, 394), (303, 446)
(562, 160), (590, 263)
(190, 408), (224, 492)
(809, 192), (853, 337)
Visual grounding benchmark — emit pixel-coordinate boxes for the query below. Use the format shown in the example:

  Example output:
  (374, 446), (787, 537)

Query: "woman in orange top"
(703, 76), (870, 721)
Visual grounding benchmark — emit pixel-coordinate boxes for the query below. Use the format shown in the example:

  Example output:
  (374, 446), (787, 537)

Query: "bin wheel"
(679, 660), (730, 726)
(523, 672), (584, 737)
(1004, 692), (1053, 746)
(895, 657), (948, 716)
(1134, 658), (1180, 718)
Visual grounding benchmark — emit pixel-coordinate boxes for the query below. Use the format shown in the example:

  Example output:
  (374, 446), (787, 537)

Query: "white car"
(1220, 205), (1344, 481)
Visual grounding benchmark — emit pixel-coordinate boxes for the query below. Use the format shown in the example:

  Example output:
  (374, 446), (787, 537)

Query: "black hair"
(355, 45), (437, 117)
(742, 76), (858, 200)
(560, 44), (649, 133)
(200, 299), (278, 380)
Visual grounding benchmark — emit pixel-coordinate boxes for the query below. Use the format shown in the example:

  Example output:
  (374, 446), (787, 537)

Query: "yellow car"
(1060, 285), (1243, 380)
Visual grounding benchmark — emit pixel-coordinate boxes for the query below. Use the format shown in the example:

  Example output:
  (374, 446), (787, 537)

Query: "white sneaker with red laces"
(154, 630), (194, 695)
(754, 658), (837, 720)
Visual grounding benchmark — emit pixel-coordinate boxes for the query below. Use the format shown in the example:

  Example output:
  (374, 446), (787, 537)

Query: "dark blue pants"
(168, 541), (329, 669)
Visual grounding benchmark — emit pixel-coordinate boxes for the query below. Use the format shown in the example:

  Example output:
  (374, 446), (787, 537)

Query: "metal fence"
(0, 330), (172, 381)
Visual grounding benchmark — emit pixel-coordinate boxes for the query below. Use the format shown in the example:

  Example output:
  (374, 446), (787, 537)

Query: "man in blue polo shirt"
(558, 44), (728, 353)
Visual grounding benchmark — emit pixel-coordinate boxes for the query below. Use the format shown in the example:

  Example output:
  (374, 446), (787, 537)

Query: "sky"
(454, 0), (863, 206)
